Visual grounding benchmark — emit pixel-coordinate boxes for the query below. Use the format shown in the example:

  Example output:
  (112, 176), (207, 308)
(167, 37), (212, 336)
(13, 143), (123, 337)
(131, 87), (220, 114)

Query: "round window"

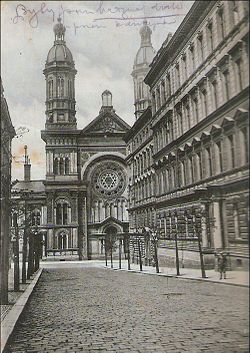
(92, 161), (126, 198)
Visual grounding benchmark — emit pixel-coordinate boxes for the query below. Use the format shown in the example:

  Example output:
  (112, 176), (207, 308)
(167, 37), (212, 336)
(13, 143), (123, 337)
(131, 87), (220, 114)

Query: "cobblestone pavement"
(4, 266), (249, 353)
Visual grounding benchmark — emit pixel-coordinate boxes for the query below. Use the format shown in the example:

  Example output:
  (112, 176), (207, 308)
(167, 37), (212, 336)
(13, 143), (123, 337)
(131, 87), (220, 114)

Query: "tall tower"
(43, 17), (77, 130)
(41, 18), (81, 260)
(132, 20), (155, 120)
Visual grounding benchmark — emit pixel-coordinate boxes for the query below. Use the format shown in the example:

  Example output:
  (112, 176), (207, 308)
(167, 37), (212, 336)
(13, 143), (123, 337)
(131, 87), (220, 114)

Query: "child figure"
(218, 252), (227, 279)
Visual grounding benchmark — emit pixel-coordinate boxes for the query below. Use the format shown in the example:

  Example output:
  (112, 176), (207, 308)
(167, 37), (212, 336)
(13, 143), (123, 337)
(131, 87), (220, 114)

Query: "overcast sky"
(1, 0), (194, 180)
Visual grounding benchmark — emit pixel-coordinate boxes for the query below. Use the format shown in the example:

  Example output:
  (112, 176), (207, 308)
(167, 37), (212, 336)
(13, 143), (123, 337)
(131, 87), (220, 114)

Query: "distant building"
(40, 18), (130, 259)
(1, 79), (15, 304)
(126, 1), (249, 269)
(11, 146), (47, 256)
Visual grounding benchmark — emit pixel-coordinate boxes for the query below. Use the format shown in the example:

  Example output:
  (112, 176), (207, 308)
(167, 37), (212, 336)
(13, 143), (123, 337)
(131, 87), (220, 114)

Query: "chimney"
(24, 145), (31, 181)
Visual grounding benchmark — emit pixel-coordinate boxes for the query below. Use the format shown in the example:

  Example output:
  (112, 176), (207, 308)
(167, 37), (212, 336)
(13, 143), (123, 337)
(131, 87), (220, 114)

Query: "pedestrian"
(218, 252), (227, 279)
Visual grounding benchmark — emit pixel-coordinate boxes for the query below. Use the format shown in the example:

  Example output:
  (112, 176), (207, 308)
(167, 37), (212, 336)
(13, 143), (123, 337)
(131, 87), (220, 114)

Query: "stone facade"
(41, 19), (130, 259)
(126, 1), (249, 269)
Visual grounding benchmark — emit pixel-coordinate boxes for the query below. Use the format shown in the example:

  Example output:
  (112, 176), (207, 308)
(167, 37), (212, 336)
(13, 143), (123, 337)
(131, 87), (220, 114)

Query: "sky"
(1, 0), (194, 180)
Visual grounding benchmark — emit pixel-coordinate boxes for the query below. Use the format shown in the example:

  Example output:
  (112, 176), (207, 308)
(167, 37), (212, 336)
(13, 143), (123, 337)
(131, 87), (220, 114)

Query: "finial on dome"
(140, 19), (152, 47)
(53, 16), (66, 43)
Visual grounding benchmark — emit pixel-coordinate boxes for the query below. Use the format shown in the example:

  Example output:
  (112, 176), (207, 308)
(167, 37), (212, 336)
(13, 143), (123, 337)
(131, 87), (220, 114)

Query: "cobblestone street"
(4, 265), (249, 353)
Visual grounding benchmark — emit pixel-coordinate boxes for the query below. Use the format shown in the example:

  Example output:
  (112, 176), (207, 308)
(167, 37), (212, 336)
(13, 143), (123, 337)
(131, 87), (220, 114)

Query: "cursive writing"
(73, 22), (106, 35)
(13, 2), (55, 28)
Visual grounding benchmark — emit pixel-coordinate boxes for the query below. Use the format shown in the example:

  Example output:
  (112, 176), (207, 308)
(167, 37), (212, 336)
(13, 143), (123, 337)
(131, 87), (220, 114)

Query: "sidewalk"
(108, 261), (249, 287)
(1, 262), (39, 322)
(41, 259), (249, 287)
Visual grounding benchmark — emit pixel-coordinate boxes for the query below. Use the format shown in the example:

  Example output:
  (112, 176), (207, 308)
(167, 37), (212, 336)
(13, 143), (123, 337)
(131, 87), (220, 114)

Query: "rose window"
(92, 161), (126, 198)
(99, 171), (119, 190)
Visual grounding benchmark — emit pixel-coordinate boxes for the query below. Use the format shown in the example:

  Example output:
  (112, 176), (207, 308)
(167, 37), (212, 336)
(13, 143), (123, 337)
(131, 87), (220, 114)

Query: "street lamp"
(150, 229), (159, 274)
(192, 206), (206, 279)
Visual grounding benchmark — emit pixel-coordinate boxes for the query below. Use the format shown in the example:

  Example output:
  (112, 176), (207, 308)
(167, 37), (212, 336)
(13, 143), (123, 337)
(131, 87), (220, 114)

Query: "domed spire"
(53, 16), (66, 43)
(132, 20), (155, 120)
(139, 20), (152, 47)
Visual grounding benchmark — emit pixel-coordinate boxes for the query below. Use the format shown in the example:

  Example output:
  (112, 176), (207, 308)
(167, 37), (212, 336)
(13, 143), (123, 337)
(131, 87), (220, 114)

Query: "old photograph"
(1, 1), (249, 352)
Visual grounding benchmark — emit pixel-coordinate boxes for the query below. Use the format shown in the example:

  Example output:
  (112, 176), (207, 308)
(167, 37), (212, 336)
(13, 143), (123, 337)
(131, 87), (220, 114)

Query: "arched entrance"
(104, 225), (118, 256)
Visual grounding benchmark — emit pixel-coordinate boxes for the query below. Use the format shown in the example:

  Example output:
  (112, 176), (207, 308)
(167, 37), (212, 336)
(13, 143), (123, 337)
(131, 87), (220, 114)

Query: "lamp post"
(104, 236), (108, 267)
(174, 212), (180, 276)
(119, 237), (122, 269)
(192, 207), (206, 278)
(34, 229), (42, 272)
(126, 233), (131, 270)
(110, 236), (113, 269)
(13, 213), (20, 291)
(22, 197), (29, 284)
(137, 235), (143, 271)
(151, 230), (159, 274)
(27, 226), (35, 279)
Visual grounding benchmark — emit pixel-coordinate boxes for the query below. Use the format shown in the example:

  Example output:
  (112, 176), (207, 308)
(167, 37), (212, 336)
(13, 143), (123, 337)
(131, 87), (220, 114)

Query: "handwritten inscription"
(13, 3), (55, 28)
(12, 1), (186, 34)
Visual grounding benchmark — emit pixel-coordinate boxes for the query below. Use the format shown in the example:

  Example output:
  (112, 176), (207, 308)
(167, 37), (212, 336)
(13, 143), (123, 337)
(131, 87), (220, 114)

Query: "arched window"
(31, 210), (41, 226)
(57, 77), (64, 97)
(63, 203), (68, 225)
(48, 80), (53, 99)
(59, 158), (64, 175)
(55, 202), (70, 225)
(58, 232), (67, 249)
(65, 157), (70, 175)
(54, 158), (59, 175)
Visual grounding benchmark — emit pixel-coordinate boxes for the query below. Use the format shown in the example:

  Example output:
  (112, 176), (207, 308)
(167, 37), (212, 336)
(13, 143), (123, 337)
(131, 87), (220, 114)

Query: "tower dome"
(134, 20), (155, 66)
(43, 17), (77, 130)
(46, 17), (74, 66)
(132, 20), (155, 120)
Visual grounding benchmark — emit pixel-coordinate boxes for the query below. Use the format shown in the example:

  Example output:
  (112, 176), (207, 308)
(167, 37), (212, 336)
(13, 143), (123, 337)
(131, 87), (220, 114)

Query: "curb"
(1, 268), (43, 353)
(104, 266), (249, 288)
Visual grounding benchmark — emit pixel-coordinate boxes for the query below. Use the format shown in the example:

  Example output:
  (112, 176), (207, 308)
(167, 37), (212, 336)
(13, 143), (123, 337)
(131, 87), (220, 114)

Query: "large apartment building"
(126, 1), (249, 269)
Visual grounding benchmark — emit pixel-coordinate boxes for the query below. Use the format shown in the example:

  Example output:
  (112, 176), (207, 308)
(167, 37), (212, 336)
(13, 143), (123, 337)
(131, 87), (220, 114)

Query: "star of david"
(100, 172), (117, 189)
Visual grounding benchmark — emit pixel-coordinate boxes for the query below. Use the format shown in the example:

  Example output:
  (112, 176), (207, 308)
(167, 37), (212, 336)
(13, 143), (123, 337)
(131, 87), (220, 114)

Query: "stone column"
(211, 200), (223, 249)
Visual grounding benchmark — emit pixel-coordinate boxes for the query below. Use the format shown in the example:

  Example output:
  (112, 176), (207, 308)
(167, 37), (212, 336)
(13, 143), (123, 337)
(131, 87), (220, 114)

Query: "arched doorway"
(104, 225), (118, 255)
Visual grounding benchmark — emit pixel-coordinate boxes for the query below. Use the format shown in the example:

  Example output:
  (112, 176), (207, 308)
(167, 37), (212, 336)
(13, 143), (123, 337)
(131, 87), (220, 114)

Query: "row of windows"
(154, 42), (248, 152)
(133, 176), (155, 203)
(133, 145), (153, 177)
(53, 157), (70, 175)
(91, 200), (128, 223)
(130, 125), (152, 153)
(130, 207), (155, 230)
(47, 77), (73, 99)
(55, 203), (71, 225)
(11, 209), (42, 227)
(156, 124), (248, 195)
(151, 1), (248, 115)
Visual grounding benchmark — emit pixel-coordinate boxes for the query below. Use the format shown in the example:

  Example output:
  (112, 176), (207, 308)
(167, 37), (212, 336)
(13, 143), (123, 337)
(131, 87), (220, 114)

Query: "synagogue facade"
(40, 18), (130, 259)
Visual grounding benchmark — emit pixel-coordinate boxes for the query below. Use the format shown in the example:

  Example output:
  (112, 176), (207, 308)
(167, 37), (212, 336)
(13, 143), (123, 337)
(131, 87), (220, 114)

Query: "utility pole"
(138, 237), (142, 271)
(119, 238), (122, 269)
(153, 233), (159, 274)
(110, 237), (113, 269)
(27, 230), (34, 279)
(34, 231), (41, 272)
(13, 213), (20, 291)
(174, 213), (180, 276)
(193, 209), (206, 278)
(127, 234), (131, 270)
(104, 236), (108, 267)
(22, 198), (28, 284)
